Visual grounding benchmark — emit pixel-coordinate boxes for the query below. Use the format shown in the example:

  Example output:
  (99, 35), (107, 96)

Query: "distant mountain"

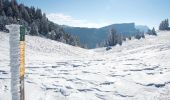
(135, 25), (149, 33)
(63, 23), (146, 48)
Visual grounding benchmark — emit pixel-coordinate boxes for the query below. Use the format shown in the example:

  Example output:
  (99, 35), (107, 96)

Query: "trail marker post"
(19, 26), (25, 100)
(7, 24), (26, 100)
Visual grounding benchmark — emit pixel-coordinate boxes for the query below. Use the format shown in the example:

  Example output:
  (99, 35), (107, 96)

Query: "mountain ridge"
(63, 23), (149, 48)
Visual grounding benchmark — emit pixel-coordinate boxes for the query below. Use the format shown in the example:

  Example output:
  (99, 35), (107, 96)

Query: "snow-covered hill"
(0, 31), (170, 100)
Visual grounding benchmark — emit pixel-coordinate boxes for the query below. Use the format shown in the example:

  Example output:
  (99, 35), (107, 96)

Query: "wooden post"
(19, 26), (25, 100)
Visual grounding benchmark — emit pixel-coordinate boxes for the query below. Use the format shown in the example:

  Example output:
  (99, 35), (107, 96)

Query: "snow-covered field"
(0, 31), (170, 100)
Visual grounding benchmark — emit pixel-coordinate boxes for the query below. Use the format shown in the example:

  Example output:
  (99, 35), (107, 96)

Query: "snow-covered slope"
(0, 31), (170, 100)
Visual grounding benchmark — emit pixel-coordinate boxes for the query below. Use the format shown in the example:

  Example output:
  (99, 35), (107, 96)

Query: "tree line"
(159, 19), (169, 30)
(0, 0), (80, 46)
(99, 27), (157, 48)
(101, 19), (169, 49)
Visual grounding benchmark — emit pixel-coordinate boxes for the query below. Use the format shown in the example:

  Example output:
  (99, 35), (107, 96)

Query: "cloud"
(47, 13), (108, 28)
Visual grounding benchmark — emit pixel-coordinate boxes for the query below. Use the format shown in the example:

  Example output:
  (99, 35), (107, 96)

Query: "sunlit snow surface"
(0, 31), (170, 100)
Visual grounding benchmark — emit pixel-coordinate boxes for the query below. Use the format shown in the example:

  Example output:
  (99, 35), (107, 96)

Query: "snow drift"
(0, 31), (170, 100)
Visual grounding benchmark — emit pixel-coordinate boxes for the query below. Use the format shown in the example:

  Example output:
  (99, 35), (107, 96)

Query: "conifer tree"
(152, 27), (157, 35)
(7, 7), (13, 16)
(30, 22), (39, 35)
(0, 0), (3, 15)
(159, 19), (169, 30)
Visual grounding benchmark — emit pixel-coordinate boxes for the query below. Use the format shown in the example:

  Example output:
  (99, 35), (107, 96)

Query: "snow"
(0, 30), (170, 100)
(6, 25), (21, 100)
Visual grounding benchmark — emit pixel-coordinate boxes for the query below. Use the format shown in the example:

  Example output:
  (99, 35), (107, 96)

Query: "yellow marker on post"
(19, 26), (25, 100)
(20, 41), (25, 76)
(20, 26), (25, 77)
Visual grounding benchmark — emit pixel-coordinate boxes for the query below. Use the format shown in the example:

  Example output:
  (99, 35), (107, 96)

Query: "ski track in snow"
(0, 31), (170, 100)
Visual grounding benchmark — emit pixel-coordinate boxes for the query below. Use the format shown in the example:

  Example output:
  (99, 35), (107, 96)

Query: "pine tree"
(20, 4), (30, 23)
(13, 5), (20, 19)
(8, 17), (13, 23)
(111, 28), (120, 46)
(30, 22), (39, 35)
(159, 22), (163, 30)
(1, 10), (5, 16)
(13, 17), (17, 24)
(105, 28), (122, 46)
(152, 27), (157, 35)
(0, 0), (3, 15)
(48, 22), (56, 32)
(40, 13), (48, 35)
(11, 0), (18, 6)
(30, 7), (36, 19)
(118, 33), (122, 45)
(35, 8), (42, 19)
(147, 27), (157, 36)
(7, 7), (13, 16)
(159, 19), (169, 30)
(3, 0), (10, 13)
(166, 19), (169, 30)
(0, 16), (4, 30)
(50, 30), (56, 40)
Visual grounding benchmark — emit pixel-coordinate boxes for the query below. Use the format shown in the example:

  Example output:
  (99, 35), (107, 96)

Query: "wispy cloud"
(47, 13), (109, 28)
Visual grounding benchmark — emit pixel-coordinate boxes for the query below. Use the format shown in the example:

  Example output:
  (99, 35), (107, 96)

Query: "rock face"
(63, 23), (140, 48)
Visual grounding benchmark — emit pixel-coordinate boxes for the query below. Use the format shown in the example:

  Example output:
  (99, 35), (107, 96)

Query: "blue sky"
(18, 0), (170, 28)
